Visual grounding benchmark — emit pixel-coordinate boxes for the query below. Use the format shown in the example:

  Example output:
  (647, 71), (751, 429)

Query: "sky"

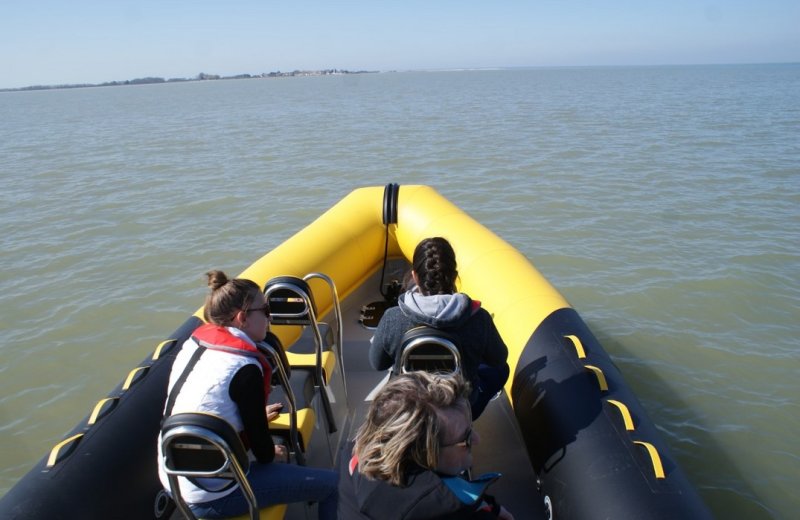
(2, 0), (798, 89)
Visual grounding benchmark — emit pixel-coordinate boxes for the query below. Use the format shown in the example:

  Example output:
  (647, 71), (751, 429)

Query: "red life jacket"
(191, 323), (273, 400)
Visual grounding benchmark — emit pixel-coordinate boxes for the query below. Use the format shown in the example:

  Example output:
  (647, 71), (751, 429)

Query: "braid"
(412, 237), (458, 295)
(423, 246), (446, 294)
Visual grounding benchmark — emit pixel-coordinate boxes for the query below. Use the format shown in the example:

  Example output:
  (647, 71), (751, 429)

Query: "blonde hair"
(203, 270), (261, 325)
(354, 372), (470, 486)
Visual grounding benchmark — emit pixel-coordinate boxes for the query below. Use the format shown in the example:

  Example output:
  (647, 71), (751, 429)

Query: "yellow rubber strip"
(584, 365), (608, 391)
(271, 408), (317, 450)
(607, 399), (635, 430)
(215, 503), (287, 520)
(122, 366), (149, 391)
(87, 397), (119, 425)
(564, 334), (586, 358)
(151, 339), (176, 361)
(634, 441), (666, 479)
(46, 433), (83, 468)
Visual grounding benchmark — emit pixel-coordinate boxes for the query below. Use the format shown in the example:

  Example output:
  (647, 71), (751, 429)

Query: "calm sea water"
(1, 65), (798, 518)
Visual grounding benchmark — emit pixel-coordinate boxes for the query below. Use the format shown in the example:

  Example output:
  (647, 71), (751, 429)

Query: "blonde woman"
(338, 371), (513, 519)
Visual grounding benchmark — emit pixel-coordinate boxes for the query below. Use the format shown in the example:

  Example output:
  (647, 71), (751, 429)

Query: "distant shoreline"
(0, 69), (379, 93)
(4, 62), (796, 93)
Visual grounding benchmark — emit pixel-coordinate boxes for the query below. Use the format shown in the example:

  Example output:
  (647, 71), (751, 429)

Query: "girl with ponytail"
(158, 270), (338, 518)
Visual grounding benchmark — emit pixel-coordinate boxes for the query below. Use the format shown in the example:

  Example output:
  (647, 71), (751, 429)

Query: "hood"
(398, 287), (474, 330)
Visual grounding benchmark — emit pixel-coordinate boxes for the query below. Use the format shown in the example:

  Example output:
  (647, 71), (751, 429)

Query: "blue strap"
(441, 472), (502, 505)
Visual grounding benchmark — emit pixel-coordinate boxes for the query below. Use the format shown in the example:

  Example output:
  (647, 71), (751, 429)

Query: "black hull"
(0, 317), (202, 520)
(513, 308), (711, 519)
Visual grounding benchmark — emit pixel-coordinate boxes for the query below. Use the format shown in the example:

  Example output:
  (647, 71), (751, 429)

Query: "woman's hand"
(274, 444), (289, 463)
(266, 403), (283, 422)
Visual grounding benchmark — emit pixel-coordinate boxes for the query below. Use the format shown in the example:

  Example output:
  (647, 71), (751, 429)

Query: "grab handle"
(634, 441), (666, 479)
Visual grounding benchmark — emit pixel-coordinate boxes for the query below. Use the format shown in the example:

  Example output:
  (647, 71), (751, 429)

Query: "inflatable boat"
(0, 184), (711, 519)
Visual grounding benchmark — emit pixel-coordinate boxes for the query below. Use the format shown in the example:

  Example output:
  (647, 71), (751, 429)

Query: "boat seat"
(264, 274), (345, 433)
(161, 412), (287, 520)
(284, 325), (336, 382)
(266, 364), (316, 453)
(285, 350), (336, 384)
(397, 326), (461, 375)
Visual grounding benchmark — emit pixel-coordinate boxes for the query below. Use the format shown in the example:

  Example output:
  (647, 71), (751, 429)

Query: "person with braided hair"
(369, 237), (510, 419)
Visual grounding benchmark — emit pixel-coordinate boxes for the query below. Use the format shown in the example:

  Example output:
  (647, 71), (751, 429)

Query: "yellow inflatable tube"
(194, 185), (570, 395)
(392, 186), (570, 385)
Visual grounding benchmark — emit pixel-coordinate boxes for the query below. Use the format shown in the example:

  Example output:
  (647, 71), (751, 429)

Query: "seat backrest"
(162, 412), (249, 475)
(264, 276), (317, 326)
(398, 326), (462, 375)
(161, 412), (258, 520)
(263, 273), (342, 435)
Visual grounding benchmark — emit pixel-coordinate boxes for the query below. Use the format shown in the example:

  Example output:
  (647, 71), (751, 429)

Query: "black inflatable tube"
(511, 308), (712, 520)
(0, 316), (203, 520)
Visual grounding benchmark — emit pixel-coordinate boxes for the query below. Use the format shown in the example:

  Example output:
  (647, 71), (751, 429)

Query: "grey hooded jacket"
(368, 289), (508, 387)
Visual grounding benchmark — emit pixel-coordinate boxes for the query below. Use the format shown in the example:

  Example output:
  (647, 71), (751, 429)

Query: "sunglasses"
(442, 426), (473, 451)
(245, 305), (271, 318)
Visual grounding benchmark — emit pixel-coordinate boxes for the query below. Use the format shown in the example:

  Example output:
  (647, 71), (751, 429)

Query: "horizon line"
(2, 61), (798, 92)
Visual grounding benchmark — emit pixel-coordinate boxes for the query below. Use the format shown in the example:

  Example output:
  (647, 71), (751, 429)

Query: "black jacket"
(369, 291), (508, 387)
(338, 443), (498, 520)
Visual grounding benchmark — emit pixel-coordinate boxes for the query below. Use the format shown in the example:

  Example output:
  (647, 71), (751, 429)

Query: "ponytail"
(203, 270), (260, 325)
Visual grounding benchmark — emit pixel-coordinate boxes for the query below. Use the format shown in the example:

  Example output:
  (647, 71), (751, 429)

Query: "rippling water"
(1, 65), (798, 518)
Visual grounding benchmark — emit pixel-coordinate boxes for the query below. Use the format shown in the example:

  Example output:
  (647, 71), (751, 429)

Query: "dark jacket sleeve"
(476, 309), (508, 368)
(369, 308), (403, 371)
(229, 364), (275, 463)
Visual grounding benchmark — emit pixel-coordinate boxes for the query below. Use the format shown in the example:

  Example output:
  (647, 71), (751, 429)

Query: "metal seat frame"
(263, 273), (345, 433)
(257, 341), (307, 466)
(161, 412), (259, 520)
(397, 326), (462, 375)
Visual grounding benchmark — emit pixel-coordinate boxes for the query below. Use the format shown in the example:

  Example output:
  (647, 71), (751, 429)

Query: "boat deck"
(322, 264), (546, 518)
(171, 263), (547, 519)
